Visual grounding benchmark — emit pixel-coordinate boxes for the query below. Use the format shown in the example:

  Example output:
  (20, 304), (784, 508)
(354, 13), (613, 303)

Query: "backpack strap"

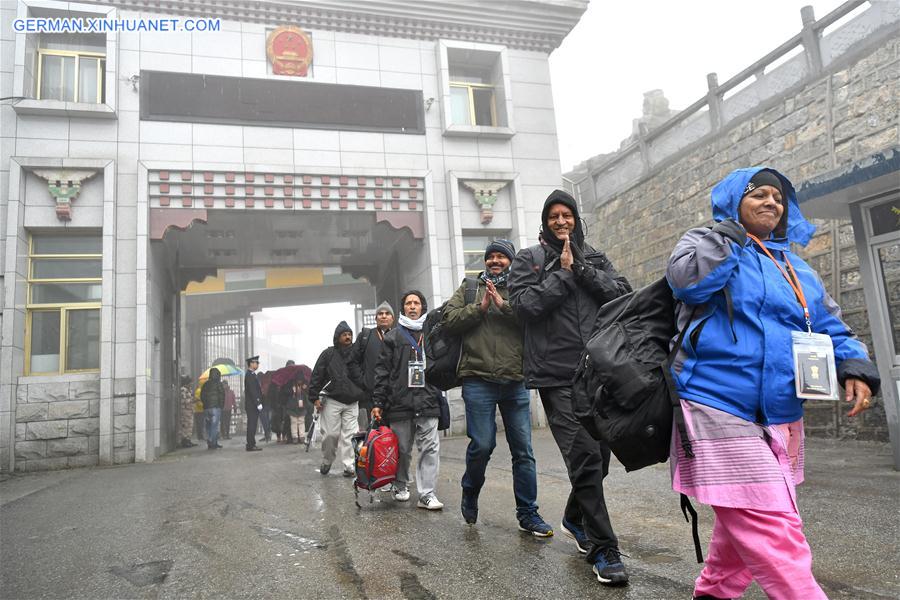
(463, 276), (478, 304)
(664, 304), (698, 459)
(665, 303), (704, 564)
(531, 245), (547, 280)
(680, 493), (703, 563)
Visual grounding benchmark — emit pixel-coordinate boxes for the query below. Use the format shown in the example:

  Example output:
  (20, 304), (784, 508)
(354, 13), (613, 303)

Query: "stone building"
(565, 1), (900, 467)
(0, 0), (588, 472)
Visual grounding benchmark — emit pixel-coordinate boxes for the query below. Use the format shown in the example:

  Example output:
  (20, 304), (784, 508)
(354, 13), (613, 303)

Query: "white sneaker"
(393, 488), (411, 502)
(417, 495), (444, 510)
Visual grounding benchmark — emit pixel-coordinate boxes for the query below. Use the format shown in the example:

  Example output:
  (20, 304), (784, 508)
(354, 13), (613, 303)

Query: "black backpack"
(572, 276), (715, 564)
(572, 277), (696, 471)
(423, 277), (478, 391)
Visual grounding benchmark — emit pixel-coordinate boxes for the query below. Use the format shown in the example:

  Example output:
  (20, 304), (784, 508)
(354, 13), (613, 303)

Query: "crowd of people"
(179, 167), (881, 597)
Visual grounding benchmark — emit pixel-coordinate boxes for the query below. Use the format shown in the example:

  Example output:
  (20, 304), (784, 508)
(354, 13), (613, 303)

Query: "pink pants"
(695, 506), (827, 600)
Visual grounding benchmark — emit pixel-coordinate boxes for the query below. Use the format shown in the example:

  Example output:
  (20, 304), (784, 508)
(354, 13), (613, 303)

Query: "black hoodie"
(309, 321), (364, 404)
(509, 190), (632, 388)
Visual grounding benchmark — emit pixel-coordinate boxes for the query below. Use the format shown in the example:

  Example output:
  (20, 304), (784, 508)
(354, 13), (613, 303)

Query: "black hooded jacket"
(309, 321), (365, 405)
(509, 190), (632, 389)
(371, 292), (441, 421)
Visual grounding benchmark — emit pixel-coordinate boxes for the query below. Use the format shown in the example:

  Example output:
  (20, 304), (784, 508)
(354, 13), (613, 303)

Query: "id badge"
(791, 331), (838, 401)
(408, 360), (426, 388)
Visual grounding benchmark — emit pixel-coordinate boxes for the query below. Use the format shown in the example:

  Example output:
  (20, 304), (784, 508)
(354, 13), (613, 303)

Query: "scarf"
(538, 226), (587, 265)
(480, 269), (509, 288)
(398, 314), (427, 331)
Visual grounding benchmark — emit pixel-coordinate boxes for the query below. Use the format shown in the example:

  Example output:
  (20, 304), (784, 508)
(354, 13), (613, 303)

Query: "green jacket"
(200, 380), (225, 410)
(442, 276), (524, 381)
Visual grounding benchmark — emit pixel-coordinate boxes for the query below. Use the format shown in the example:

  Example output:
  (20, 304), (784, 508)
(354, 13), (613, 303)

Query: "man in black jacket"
(371, 291), (443, 510)
(243, 356), (263, 452)
(309, 321), (364, 476)
(509, 189), (632, 586)
(351, 301), (394, 430)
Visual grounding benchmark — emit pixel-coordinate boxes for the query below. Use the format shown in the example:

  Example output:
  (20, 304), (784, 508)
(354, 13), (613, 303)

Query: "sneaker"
(393, 488), (411, 502)
(518, 513), (554, 537)
(319, 463), (331, 475)
(460, 489), (478, 524)
(560, 518), (590, 554)
(417, 495), (444, 510)
(343, 468), (355, 478)
(592, 547), (629, 586)
(214, 444), (223, 449)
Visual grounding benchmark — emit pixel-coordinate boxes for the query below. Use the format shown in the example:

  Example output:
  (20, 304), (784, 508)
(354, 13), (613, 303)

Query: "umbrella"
(270, 364), (312, 387)
(199, 363), (244, 381)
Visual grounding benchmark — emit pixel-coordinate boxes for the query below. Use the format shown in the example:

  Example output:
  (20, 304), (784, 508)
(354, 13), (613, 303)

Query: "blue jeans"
(461, 378), (538, 519)
(205, 407), (221, 446)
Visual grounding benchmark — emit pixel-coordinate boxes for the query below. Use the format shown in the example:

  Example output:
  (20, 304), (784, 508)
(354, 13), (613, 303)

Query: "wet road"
(1, 429), (898, 599)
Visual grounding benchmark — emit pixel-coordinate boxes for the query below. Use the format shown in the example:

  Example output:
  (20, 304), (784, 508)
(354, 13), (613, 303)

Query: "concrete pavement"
(1, 429), (898, 599)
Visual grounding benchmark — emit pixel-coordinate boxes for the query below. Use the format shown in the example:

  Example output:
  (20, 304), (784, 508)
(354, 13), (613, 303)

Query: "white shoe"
(417, 495), (444, 510)
(393, 488), (411, 502)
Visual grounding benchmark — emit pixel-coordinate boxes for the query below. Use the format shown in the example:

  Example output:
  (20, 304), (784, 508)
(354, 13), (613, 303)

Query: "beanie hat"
(484, 239), (516, 262)
(375, 301), (394, 316)
(742, 169), (783, 198)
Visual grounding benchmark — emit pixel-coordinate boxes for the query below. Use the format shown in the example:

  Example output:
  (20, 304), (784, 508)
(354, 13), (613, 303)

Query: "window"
(463, 235), (510, 276)
(27, 234), (102, 374)
(448, 50), (498, 127)
(449, 82), (496, 127)
(36, 33), (106, 103)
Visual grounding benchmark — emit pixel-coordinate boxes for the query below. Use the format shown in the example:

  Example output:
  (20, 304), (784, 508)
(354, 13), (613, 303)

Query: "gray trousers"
(321, 397), (358, 470)
(391, 417), (440, 499)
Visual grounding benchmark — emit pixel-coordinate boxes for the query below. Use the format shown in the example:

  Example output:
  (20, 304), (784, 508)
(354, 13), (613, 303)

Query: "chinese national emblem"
(266, 26), (313, 76)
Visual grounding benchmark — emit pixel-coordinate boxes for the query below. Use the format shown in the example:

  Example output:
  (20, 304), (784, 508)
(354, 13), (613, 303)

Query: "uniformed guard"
(244, 356), (263, 451)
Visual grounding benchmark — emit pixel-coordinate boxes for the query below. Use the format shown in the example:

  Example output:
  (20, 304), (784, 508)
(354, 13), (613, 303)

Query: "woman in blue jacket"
(666, 167), (880, 600)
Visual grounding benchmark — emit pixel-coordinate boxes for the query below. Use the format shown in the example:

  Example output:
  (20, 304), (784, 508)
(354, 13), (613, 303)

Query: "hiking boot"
(560, 517), (590, 554)
(417, 495), (444, 510)
(592, 547), (628, 586)
(393, 487), (411, 502)
(460, 488), (478, 524)
(518, 513), (554, 537)
(319, 463), (331, 475)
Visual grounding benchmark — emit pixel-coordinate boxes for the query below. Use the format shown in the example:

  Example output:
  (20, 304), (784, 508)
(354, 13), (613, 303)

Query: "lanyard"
(747, 233), (811, 332)
(398, 328), (424, 361)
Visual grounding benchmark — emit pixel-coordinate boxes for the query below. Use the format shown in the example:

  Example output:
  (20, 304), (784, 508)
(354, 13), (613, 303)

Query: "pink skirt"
(671, 399), (804, 513)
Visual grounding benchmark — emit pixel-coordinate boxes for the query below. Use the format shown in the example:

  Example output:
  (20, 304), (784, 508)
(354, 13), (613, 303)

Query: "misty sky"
(550, 0), (852, 171)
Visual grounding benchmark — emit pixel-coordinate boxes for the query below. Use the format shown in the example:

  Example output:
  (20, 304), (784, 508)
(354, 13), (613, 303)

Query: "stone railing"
(572, 0), (899, 207)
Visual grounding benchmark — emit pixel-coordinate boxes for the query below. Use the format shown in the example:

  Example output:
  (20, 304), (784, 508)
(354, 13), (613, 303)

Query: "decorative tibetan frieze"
(461, 180), (508, 225)
(32, 169), (98, 221)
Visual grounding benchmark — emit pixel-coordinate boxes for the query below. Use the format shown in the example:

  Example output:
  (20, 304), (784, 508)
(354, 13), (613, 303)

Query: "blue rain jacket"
(666, 167), (879, 425)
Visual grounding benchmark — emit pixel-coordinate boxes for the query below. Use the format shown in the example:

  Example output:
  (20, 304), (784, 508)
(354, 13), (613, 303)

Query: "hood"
(208, 368), (221, 383)
(540, 189), (584, 247)
(711, 167), (815, 246)
(333, 321), (352, 347)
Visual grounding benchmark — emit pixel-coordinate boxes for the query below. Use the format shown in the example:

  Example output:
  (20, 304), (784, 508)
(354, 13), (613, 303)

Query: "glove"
(712, 218), (747, 246)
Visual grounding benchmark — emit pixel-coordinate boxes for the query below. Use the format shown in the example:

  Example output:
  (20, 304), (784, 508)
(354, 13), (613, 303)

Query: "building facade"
(565, 1), (900, 466)
(0, 0), (588, 472)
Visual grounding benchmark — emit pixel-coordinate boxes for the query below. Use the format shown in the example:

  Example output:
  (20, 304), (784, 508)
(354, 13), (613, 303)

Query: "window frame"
(448, 81), (497, 127)
(25, 234), (102, 375)
(36, 48), (106, 104)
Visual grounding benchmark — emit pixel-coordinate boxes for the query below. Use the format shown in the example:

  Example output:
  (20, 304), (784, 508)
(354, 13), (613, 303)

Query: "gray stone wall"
(584, 37), (898, 442)
(14, 378), (101, 471)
